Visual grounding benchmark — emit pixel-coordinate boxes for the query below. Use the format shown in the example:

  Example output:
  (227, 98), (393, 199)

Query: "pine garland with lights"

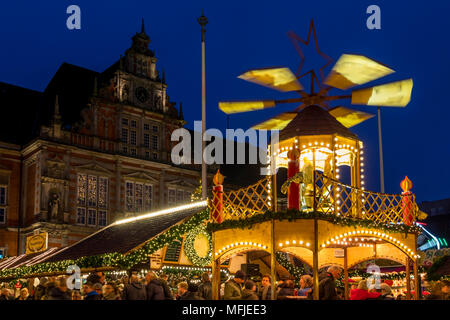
(183, 224), (212, 267)
(206, 209), (422, 235)
(0, 209), (210, 281)
(425, 255), (449, 281)
(276, 252), (305, 282)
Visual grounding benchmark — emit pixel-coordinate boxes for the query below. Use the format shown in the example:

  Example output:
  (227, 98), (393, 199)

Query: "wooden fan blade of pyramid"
(238, 67), (304, 92)
(329, 106), (375, 128)
(324, 54), (394, 90)
(251, 112), (298, 130)
(351, 79), (413, 107)
(218, 100), (277, 114)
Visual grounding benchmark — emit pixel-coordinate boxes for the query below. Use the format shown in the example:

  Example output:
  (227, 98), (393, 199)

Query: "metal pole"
(198, 12), (208, 200)
(377, 107), (385, 193)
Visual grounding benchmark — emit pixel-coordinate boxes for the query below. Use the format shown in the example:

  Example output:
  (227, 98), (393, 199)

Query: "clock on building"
(135, 86), (149, 103)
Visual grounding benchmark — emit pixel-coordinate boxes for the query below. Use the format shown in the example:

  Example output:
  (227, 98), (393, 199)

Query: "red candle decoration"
(212, 169), (224, 223)
(287, 147), (300, 210)
(400, 176), (414, 226)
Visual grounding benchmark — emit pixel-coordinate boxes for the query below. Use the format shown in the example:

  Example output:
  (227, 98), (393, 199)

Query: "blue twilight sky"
(0, 0), (449, 202)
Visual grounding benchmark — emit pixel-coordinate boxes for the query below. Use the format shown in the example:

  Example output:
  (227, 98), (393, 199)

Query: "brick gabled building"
(0, 22), (201, 257)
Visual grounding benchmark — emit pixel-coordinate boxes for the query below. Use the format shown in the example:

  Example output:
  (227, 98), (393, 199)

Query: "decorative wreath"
(184, 224), (212, 267)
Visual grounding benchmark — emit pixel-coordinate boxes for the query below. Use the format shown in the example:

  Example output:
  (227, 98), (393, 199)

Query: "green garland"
(426, 255), (449, 281)
(206, 209), (422, 235)
(183, 224), (212, 267)
(0, 210), (209, 281)
(276, 252), (305, 282)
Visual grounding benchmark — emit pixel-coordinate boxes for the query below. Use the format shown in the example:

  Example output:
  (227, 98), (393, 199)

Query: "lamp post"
(377, 107), (385, 193)
(198, 11), (208, 200)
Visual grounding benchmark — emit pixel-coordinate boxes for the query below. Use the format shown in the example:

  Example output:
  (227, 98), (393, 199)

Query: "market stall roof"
(0, 247), (63, 271)
(41, 201), (207, 263)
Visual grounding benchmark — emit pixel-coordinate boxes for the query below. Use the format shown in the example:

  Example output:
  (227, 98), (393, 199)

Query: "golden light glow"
(251, 112), (297, 130)
(329, 106), (375, 128)
(352, 79), (413, 107)
(218, 100), (276, 114)
(324, 54), (394, 90)
(238, 67), (304, 92)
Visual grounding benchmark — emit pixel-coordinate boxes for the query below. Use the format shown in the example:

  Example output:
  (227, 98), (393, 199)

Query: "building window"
(152, 125), (158, 133)
(77, 174), (108, 227)
(131, 120), (137, 128)
(0, 185), (7, 223)
(144, 123), (150, 131)
(98, 210), (107, 227)
(168, 188), (191, 206)
(123, 146), (128, 154)
(131, 148), (137, 156)
(0, 248), (6, 259)
(130, 130), (137, 146)
(122, 118), (128, 126)
(152, 135), (158, 150)
(76, 207), (86, 225)
(0, 186), (6, 205)
(121, 128), (128, 144)
(144, 133), (150, 148)
(145, 151), (150, 159)
(125, 181), (153, 212)
(87, 209), (97, 226)
(153, 153), (158, 160)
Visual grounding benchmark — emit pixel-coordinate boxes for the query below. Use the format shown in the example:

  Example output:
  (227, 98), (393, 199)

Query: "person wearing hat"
(223, 270), (245, 300)
(34, 277), (48, 300)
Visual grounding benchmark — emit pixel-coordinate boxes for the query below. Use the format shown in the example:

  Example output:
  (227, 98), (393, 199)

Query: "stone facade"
(0, 22), (201, 256)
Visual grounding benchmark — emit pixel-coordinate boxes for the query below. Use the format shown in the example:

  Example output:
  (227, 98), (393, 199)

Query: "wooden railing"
(314, 171), (417, 224)
(208, 171), (417, 225)
(209, 176), (272, 223)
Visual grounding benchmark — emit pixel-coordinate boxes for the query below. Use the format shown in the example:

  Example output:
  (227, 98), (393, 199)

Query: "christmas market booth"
(0, 200), (238, 286)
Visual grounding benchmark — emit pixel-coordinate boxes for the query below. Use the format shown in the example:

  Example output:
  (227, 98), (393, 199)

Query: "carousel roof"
(279, 105), (359, 142)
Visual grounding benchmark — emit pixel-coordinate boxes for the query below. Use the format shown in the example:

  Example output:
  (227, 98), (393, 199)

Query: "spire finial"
(141, 18), (145, 33)
(162, 69), (165, 84)
(54, 95), (61, 122)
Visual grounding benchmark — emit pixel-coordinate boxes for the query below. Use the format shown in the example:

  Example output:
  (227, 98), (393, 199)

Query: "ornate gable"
(123, 171), (158, 183)
(74, 162), (113, 177)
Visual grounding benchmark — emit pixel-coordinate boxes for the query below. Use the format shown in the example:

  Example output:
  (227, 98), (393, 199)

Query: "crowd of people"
(0, 266), (448, 300)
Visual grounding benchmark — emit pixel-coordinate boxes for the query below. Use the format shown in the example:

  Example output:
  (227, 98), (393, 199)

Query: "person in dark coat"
(258, 274), (272, 300)
(34, 277), (48, 300)
(122, 275), (147, 300)
(159, 273), (173, 300)
(145, 272), (165, 300)
(197, 272), (212, 300)
(178, 282), (204, 300)
(319, 266), (341, 300)
(242, 280), (259, 300)
(277, 279), (295, 299)
(379, 283), (394, 300)
(223, 270), (245, 300)
(47, 277), (71, 300)
(83, 282), (102, 300)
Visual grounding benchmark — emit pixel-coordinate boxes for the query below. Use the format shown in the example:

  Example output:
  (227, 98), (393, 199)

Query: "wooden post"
(211, 233), (219, 300)
(312, 217), (319, 300)
(413, 258), (419, 300)
(344, 247), (349, 300)
(272, 172), (277, 212)
(270, 219), (277, 300)
(405, 257), (411, 300)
